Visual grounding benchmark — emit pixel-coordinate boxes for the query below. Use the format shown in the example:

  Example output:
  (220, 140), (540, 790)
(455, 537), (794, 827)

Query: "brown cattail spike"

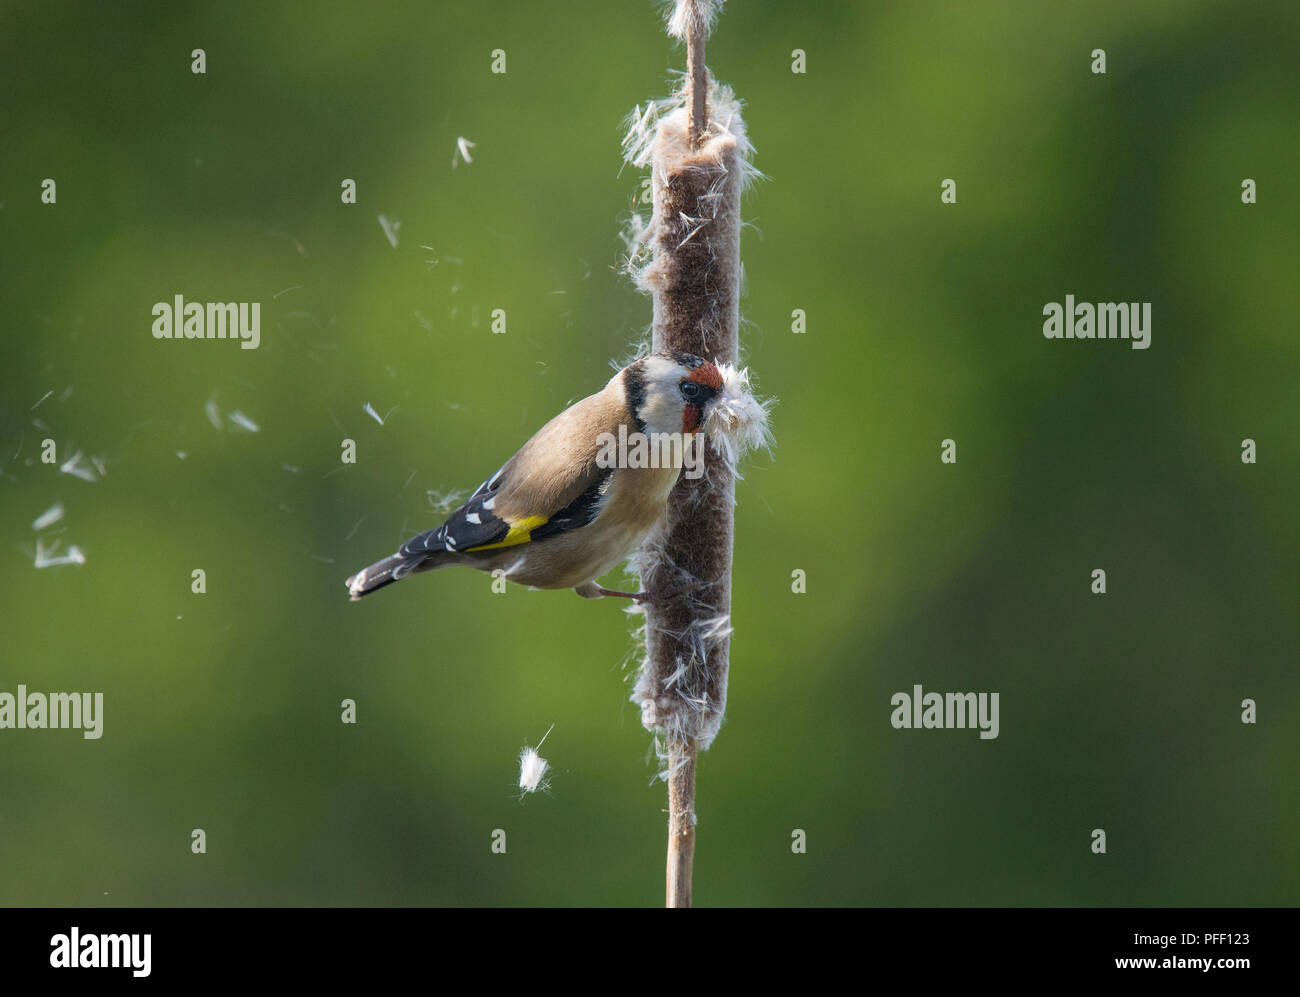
(627, 0), (760, 910)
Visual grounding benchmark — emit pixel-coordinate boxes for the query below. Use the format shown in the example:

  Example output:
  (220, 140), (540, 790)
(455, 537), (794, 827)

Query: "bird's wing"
(398, 463), (516, 556)
(399, 391), (623, 557)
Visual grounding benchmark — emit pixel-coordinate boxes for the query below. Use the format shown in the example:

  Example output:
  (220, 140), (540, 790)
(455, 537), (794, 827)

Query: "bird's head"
(622, 351), (725, 437)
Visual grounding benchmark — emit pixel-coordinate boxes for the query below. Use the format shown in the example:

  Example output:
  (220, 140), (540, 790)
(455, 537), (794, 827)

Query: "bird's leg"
(590, 585), (651, 602)
(588, 580), (705, 605)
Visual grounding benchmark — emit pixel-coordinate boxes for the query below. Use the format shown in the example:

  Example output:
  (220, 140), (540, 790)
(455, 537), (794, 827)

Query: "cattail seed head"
(663, 0), (723, 42)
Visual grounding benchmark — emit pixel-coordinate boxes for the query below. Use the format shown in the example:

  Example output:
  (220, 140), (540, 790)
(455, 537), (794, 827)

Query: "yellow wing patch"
(464, 514), (549, 552)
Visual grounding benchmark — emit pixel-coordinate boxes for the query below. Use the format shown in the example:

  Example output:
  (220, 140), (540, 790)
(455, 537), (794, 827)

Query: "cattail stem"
(666, 738), (697, 907)
(626, 0), (747, 909)
(686, 16), (707, 147)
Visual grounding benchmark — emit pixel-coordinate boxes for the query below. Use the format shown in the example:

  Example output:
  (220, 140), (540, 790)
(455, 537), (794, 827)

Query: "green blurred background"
(2, 0), (1296, 906)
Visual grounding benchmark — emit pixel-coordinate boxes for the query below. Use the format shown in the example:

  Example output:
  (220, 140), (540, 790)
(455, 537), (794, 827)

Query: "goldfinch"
(346, 352), (726, 602)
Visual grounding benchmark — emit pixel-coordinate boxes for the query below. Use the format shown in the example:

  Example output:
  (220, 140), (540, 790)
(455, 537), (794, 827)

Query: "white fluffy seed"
(703, 363), (773, 475)
(517, 724), (554, 795)
(32, 503), (65, 530)
(664, 0), (722, 41)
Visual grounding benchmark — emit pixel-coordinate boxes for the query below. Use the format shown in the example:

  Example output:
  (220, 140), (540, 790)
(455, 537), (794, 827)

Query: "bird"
(345, 351), (726, 604)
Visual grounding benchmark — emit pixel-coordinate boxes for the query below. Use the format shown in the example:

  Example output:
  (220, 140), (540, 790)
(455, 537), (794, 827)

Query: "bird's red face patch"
(680, 361), (723, 434)
(687, 362), (724, 391)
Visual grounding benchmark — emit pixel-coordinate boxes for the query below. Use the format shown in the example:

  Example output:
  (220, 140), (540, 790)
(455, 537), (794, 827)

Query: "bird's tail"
(346, 551), (445, 601)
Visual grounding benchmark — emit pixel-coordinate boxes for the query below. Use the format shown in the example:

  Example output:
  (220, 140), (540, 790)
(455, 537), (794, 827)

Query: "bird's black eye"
(680, 380), (704, 403)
